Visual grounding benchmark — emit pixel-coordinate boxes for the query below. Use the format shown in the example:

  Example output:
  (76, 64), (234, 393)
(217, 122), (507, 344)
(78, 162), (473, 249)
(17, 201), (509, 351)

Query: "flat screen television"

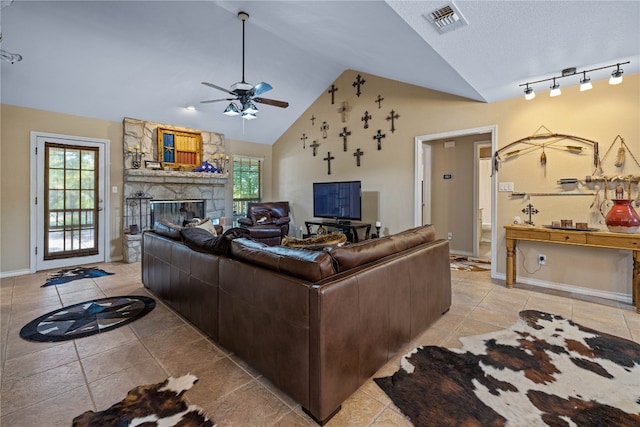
(313, 180), (361, 222)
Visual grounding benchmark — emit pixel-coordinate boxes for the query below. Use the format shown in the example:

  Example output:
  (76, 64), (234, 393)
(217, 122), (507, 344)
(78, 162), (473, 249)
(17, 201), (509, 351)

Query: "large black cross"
(327, 84), (338, 104)
(373, 130), (386, 150)
(361, 111), (372, 129)
(310, 115), (316, 126)
(320, 121), (329, 139)
(352, 74), (366, 97)
(386, 110), (400, 133)
(521, 203), (539, 225)
(309, 140), (320, 157)
(323, 152), (335, 175)
(339, 127), (352, 152)
(353, 148), (364, 167)
(300, 133), (308, 149)
(375, 94), (384, 109)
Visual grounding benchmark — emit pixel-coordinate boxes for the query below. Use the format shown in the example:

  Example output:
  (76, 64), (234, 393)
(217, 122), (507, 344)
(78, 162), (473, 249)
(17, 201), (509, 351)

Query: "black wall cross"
(361, 111), (372, 129)
(353, 148), (364, 167)
(338, 101), (351, 123)
(309, 140), (320, 157)
(327, 84), (338, 105)
(373, 130), (386, 150)
(339, 127), (352, 152)
(300, 133), (308, 149)
(386, 110), (400, 133)
(310, 115), (316, 126)
(323, 152), (335, 175)
(375, 94), (384, 109)
(320, 121), (329, 139)
(521, 203), (539, 225)
(352, 74), (366, 97)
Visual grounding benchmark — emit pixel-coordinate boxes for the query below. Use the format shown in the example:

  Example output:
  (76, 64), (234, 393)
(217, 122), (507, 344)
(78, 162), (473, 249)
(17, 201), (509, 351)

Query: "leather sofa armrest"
(275, 216), (290, 226)
(238, 218), (253, 226)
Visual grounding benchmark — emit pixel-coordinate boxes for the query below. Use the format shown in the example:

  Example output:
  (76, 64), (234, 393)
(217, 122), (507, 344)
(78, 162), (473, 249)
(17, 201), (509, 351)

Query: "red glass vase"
(605, 199), (640, 234)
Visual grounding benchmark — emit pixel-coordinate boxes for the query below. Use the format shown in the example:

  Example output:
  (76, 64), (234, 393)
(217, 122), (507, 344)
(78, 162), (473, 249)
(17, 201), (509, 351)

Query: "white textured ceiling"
(1, 1), (638, 145)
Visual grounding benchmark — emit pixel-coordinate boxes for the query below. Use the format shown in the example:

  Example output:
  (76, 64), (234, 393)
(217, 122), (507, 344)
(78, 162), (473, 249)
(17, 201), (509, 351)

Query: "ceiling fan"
(200, 11), (289, 120)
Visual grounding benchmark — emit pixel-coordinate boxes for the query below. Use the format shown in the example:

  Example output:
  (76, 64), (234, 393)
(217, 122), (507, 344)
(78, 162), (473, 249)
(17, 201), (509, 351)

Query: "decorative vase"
(605, 199), (640, 234)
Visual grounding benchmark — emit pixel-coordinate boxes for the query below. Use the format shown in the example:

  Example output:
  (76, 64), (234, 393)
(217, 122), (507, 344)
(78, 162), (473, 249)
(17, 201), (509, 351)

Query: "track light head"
(524, 85), (535, 100)
(580, 71), (592, 91)
(609, 64), (624, 85)
(549, 78), (561, 97)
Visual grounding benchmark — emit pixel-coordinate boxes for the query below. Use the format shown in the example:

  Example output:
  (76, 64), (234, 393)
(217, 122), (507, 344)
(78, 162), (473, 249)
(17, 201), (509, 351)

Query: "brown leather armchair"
(238, 201), (291, 246)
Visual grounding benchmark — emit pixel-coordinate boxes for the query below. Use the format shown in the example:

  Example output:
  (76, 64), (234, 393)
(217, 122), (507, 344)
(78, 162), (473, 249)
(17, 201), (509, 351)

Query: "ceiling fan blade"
(252, 82), (272, 96)
(200, 98), (235, 104)
(201, 81), (235, 95)
(254, 97), (289, 108)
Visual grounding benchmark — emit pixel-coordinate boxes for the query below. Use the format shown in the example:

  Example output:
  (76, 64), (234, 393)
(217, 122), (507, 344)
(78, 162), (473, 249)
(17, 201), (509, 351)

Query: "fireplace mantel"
(124, 169), (228, 185)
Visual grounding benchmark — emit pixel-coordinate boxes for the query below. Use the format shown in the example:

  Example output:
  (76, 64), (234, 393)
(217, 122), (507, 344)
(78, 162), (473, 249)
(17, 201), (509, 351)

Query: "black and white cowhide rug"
(72, 374), (215, 427)
(375, 310), (640, 426)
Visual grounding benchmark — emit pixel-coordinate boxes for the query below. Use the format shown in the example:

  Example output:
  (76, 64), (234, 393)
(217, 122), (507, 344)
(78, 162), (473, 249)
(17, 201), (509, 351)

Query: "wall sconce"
(211, 153), (230, 173)
(520, 61), (629, 100)
(126, 145), (145, 169)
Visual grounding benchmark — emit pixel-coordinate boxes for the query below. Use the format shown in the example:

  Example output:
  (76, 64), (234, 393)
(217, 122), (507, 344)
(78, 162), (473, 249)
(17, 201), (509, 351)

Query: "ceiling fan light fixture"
(242, 101), (259, 114)
(223, 103), (240, 116)
(242, 111), (257, 120)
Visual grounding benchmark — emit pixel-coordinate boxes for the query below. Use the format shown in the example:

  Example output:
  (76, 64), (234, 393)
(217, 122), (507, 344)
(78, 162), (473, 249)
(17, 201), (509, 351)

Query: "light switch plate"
(498, 182), (514, 192)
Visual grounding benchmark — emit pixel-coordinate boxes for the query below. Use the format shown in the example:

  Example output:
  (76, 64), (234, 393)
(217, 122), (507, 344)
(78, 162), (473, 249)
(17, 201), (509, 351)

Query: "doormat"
(450, 255), (490, 271)
(72, 374), (215, 427)
(41, 266), (114, 287)
(20, 296), (155, 342)
(375, 310), (640, 426)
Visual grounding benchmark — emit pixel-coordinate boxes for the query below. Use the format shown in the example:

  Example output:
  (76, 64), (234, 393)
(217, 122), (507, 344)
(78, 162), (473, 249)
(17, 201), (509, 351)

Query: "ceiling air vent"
(425, 2), (468, 34)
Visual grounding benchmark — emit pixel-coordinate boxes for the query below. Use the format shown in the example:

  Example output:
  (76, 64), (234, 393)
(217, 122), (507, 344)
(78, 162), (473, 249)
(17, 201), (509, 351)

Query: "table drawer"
(549, 233), (587, 244)
(506, 229), (549, 240)
(587, 235), (640, 250)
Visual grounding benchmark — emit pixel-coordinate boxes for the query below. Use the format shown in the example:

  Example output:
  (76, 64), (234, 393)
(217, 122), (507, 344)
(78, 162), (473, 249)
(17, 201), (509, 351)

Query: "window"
(233, 156), (261, 224)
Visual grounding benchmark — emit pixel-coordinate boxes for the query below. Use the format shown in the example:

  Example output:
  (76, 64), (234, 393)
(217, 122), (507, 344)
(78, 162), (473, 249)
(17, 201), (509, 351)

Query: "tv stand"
(305, 219), (371, 243)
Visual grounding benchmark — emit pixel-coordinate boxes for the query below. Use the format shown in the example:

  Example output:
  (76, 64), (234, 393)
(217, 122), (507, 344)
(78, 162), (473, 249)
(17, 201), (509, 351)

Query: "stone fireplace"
(122, 117), (231, 262)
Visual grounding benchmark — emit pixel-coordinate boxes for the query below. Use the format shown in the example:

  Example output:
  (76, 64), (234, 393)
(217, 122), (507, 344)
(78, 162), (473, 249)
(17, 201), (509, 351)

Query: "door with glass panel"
(35, 135), (107, 271)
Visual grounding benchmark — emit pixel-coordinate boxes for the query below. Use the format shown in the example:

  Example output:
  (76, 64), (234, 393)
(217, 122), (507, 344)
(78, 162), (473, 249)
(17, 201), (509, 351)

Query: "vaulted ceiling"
(2, 1), (638, 145)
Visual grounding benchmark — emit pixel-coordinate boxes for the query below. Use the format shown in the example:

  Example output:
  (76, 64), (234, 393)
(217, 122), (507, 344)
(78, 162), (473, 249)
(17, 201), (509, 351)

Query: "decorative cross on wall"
(309, 140), (320, 157)
(386, 110), (400, 133)
(310, 115), (316, 126)
(323, 152), (335, 175)
(521, 203), (539, 225)
(353, 148), (364, 167)
(373, 130), (386, 150)
(300, 133), (308, 149)
(320, 121), (330, 139)
(338, 101), (351, 123)
(352, 74), (366, 97)
(375, 94), (384, 109)
(361, 111), (372, 129)
(339, 127), (352, 152)
(327, 84), (338, 105)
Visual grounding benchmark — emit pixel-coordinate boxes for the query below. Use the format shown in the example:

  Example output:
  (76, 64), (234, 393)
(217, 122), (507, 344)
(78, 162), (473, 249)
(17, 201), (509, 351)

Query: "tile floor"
(1, 262), (638, 426)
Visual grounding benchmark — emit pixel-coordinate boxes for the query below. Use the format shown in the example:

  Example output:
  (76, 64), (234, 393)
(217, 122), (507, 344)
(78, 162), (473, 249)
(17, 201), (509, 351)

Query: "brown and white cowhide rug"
(72, 374), (215, 427)
(375, 310), (640, 426)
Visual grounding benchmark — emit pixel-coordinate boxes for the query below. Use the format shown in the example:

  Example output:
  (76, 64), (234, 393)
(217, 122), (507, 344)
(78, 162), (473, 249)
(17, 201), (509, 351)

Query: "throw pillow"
(251, 209), (273, 225)
(186, 217), (218, 236)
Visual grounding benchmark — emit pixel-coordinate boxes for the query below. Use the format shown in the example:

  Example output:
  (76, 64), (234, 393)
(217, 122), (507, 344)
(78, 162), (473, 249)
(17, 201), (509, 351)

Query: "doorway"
(30, 132), (110, 272)
(414, 126), (497, 275)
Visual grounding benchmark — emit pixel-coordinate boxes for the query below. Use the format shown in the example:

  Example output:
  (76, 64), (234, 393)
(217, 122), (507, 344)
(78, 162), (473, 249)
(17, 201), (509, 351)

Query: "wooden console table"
(504, 225), (640, 313)
(305, 220), (371, 243)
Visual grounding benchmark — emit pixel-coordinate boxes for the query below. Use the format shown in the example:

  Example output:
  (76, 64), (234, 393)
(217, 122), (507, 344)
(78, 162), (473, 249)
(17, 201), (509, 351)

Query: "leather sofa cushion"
(230, 238), (336, 282)
(180, 227), (248, 255)
(328, 225), (437, 272)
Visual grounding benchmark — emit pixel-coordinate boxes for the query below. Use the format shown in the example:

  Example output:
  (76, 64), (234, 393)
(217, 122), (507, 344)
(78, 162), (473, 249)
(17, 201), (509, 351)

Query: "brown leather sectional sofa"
(142, 224), (451, 424)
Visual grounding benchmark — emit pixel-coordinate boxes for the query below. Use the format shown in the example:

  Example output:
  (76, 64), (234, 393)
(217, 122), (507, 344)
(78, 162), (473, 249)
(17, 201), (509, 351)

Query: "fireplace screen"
(150, 200), (205, 227)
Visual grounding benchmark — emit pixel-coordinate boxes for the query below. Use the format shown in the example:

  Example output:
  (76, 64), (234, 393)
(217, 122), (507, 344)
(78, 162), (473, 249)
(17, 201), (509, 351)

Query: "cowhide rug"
(72, 374), (215, 427)
(375, 310), (640, 426)
(450, 255), (490, 272)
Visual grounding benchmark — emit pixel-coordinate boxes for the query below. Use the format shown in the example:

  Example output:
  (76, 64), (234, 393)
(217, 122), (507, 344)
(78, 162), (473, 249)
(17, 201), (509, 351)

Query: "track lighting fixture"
(524, 84), (535, 100)
(579, 71), (592, 91)
(609, 64), (624, 85)
(549, 78), (561, 97)
(520, 61), (629, 100)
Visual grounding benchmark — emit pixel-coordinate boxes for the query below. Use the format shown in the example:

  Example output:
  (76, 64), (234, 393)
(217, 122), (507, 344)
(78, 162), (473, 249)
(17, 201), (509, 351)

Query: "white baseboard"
(0, 269), (32, 279)
(491, 272), (632, 305)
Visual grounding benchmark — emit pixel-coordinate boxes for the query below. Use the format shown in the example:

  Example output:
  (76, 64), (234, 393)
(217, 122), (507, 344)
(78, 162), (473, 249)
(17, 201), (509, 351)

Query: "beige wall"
(273, 70), (640, 300)
(0, 105), (270, 274)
